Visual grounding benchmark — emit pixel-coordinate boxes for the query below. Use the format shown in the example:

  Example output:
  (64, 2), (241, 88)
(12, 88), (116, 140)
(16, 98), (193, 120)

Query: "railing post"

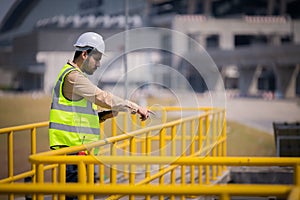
(129, 136), (136, 200)
(87, 163), (94, 200)
(205, 114), (211, 184)
(171, 126), (177, 184)
(58, 164), (66, 200)
(131, 114), (137, 131)
(7, 131), (14, 200)
(78, 161), (87, 200)
(99, 122), (105, 184)
(8, 131), (13, 178)
(212, 114), (217, 180)
(146, 131), (152, 179)
(198, 117), (203, 184)
(217, 112), (222, 176)
(110, 142), (117, 185)
(31, 127), (37, 177)
(190, 119), (195, 184)
(145, 130), (152, 200)
(123, 114), (129, 179)
(36, 163), (44, 200)
(52, 167), (57, 200)
(181, 122), (186, 185)
(222, 112), (227, 171)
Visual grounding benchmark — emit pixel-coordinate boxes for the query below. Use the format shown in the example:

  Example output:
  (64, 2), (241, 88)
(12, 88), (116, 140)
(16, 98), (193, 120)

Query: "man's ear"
(82, 50), (88, 59)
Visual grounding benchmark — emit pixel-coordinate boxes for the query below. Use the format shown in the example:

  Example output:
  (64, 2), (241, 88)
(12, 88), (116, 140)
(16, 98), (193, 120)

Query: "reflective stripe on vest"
(49, 64), (100, 149)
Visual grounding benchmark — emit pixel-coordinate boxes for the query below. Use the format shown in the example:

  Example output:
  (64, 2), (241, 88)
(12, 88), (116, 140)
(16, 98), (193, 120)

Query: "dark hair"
(73, 47), (94, 60)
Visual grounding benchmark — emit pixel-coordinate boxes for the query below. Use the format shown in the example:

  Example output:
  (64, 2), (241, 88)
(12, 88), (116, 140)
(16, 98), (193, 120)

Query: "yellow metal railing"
(0, 107), (227, 200)
(3, 107), (299, 200)
(0, 107), (226, 199)
(1, 157), (300, 200)
(0, 121), (49, 183)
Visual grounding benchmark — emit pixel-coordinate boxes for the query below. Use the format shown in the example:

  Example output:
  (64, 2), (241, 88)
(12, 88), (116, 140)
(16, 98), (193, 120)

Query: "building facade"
(0, 0), (299, 98)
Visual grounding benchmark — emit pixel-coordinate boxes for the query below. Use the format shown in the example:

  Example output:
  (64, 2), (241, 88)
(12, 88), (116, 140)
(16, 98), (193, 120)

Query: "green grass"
(227, 121), (276, 156)
(0, 93), (51, 128)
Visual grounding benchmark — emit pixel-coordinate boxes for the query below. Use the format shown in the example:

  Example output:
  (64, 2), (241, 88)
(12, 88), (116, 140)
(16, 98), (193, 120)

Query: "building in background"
(0, 0), (299, 98)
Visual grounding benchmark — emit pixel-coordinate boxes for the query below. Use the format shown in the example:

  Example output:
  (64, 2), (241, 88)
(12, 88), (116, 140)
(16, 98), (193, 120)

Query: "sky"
(0, 0), (16, 24)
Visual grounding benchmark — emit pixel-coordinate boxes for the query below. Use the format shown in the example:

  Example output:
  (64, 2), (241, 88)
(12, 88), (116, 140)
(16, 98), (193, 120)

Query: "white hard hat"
(74, 32), (105, 54)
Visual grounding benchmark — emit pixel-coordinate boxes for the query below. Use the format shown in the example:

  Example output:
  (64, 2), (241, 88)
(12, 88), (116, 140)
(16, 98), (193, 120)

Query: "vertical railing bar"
(205, 114), (210, 184)
(146, 131), (151, 178)
(36, 163), (44, 200)
(99, 122), (105, 184)
(110, 142), (117, 185)
(222, 111), (227, 171)
(190, 119), (195, 185)
(159, 128), (166, 200)
(129, 136), (136, 200)
(58, 163), (66, 200)
(130, 111), (137, 199)
(171, 125), (176, 185)
(217, 112), (222, 176)
(181, 122), (186, 185)
(78, 161), (87, 200)
(141, 120), (146, 176)
(145, 131), (151, 200)
(52, 167), (57, 200)
(130, 136), (136, 184)
(87, 163), (94, 200)
(8, 131), (14, 200)
(31, 127), (37, 200)
(212, 114), (217, 180)
(131, 114), (137, 132)
(198, 117), (203, 185)
(8, 131), (13, 178)
(123, 114), (129, 179)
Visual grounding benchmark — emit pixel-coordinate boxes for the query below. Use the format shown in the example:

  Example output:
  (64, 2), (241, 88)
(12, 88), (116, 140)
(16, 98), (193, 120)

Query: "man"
(48, 32), (150, 192)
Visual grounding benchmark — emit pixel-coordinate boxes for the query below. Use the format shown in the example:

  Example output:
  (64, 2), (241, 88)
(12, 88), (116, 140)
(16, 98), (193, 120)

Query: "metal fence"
(0, 107), (299, 200)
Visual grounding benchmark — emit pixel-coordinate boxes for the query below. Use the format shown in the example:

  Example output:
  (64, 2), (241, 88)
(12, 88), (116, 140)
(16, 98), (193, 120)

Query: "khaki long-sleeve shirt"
(63, 63), (139, 112)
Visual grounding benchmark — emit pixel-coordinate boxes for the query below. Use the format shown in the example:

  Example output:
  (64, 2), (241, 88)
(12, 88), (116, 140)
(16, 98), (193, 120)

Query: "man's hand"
(136, 107), (151, 121)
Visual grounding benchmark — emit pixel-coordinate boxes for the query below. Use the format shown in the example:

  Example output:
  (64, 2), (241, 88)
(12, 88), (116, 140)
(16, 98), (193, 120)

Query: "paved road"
(226, 97), (300, 134)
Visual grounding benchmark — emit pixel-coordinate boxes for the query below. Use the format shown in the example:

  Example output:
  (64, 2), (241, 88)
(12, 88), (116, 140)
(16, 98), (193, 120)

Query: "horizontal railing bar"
(0, 164), (58, 184)
(29, 137), (223, 164)
(0, 122), (49, 134)
(148, 107), (219, 112)
(0, 171), (34, 184)
(29, 156), (300, 166)
(0, 183), (292, 196)
(30, 111), (219, 157)
(0, 108), (220, 135)
(0, 107), (219, 134)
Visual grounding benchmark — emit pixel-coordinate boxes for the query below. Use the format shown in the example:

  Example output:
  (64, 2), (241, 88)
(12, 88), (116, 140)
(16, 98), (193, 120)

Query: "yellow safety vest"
(49, 63), (100, 149)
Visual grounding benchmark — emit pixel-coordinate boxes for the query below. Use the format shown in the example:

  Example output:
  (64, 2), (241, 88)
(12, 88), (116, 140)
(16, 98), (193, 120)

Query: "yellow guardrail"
(29, 107), (226, 199)
(0, 121), (49, 184)
(2, 107), (299, 200)
(1, 157), (300, 200)
(0, 107), (227, 200)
